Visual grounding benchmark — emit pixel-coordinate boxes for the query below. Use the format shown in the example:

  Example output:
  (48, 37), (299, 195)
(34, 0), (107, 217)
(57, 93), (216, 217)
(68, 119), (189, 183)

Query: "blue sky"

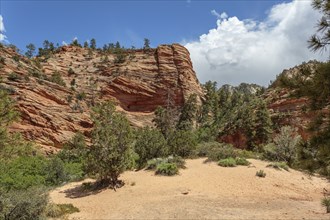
(0, 0), (327, 86)
(1, 0), (289, 50)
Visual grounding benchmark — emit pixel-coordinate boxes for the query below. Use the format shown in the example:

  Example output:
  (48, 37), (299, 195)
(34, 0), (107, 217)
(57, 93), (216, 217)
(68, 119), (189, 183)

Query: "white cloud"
(0, 15), (7, 42)
(211, 10), (228, 20)
(185, 0), (328, 86)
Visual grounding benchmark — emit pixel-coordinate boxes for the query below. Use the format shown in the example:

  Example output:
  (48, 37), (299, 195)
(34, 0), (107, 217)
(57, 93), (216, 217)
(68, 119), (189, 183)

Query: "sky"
(0, 0), (328, 86)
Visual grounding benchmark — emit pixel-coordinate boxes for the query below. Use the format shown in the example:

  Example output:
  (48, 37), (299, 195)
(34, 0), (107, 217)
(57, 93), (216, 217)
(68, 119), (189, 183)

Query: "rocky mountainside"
(0, 44), (203, 152)
(220, 83), (264, 95)
(265, 61), (329, 140)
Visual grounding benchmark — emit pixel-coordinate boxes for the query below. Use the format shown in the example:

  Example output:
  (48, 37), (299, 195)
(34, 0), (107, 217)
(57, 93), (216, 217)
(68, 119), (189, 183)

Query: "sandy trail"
(50, 158), (329, 219)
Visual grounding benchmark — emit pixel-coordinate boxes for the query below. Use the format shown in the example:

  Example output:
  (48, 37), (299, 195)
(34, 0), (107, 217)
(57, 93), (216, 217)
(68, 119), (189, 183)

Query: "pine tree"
(177, 94), (197, 131)
(85, 102), (133, 187)
(308, 0), (330, 53)
(25, 43), (36, 58)
(90, 38), (96, 49)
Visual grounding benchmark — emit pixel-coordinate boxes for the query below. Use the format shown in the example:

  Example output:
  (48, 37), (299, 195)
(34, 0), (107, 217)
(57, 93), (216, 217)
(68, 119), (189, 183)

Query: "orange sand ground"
(50, 158), (329, 219)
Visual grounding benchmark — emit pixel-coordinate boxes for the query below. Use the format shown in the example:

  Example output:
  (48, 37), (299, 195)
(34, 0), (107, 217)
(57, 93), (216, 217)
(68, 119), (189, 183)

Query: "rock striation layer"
(0, 44), (203, 152)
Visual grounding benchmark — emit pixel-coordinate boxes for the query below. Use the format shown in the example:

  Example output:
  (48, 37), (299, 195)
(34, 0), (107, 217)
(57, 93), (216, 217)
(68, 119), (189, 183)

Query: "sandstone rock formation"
(0, 44), (203, 152)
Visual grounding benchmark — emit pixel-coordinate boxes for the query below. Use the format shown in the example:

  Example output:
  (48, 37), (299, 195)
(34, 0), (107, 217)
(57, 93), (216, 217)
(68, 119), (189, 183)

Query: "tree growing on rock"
(25, 43), (36, 58)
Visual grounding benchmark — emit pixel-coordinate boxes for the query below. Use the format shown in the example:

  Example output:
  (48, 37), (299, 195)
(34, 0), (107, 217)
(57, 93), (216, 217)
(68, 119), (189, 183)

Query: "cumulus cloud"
(185, 0), (328, 86)
(0, 15), (7, 42)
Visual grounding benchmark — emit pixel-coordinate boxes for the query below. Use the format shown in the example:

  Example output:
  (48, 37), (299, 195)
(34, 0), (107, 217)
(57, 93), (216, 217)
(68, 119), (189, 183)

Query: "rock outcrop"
(0, 44), (203, 152)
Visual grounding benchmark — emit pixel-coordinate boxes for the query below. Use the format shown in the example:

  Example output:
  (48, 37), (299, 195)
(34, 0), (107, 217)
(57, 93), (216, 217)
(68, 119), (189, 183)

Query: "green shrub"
(235, 157), (250, 166)
(155, 163), (178, 176)
(0, 156), (48, 191)
(146, 156), (185, 170)
(45, 157), (68, 185)
(0, 187), (48, 220)
(7, 72), (22, 82)
(68, 68), (75, 76)
(167, 130), (197, 158)
(45, 203), (80, 218)
(266, 162), (289, 171)
(76, 92), (86, 100)
(197, 142), (237, 162)
(256, 170), (266, 178)
(218, 157), (237, 167)
(134, 127), (168, 168)
(0, 56), (5, 64)
(321, 197), (330, 213)
(49, 72), (66, 86)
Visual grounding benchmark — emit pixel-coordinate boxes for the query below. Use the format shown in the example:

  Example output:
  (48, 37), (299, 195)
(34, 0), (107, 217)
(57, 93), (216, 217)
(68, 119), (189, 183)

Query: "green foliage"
(68, 68), (75, 76)
(90, 38), (97, 49)
(167, 130), (197, 158)
(7, 72), (22, 82)
(0, 90), (19, 127)
(321, 197), (330, 213)
(146, 156), (185, 170)
(308, 0), (330, 52)
(134, 127), (168, 168)
(45, 203), (80, 218)
(25, 43), (36, 58)
(177, 94), (197, 131)
(153, 106), (176, 139)
(143, 38), (150, 50)
(76, 92), (86, 100)
(256, 170), (266, 178)
(0, 187), (48, 220)
(235, 157), (250, 166)
(198, 142), (237, 162)
(273, 126), (301, 165)
(85, 101), (133, 185)
(155, 163), (178, 176)
(218, 157), (237, 167)
(49, 72), (66, 86)
(266, 162), (289, 171)
(114, 50), (127, 64)
(71, 39), (82, 47)
(45, 157), (67, 186)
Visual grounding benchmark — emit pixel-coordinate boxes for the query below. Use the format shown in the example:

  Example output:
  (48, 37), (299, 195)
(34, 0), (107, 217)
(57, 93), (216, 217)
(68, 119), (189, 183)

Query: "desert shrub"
(198, 142), (237, 162)
(272, 126), (301, 165)
(45, 157), (68, 185)
(68, 68), (75, 76)
(76, 92), (86, 100)
(155, 163), (178, 176)
(7, 72), (22, 82)
(235, 149), (260, 159)
(235, 157), (250, 166)
(0, 56), (5, 64)
(218, 157), (237, 167)
(146, 156), (185, 170)
(134, 126), (168, 168)
(57, 132), (87, 164)
(45, 203), (79, 218)
(321, 197), (330, 213)
(0, 156), (48, 191)
(49, 72), (66, 86)
(256, 170), (266, 178)
(12, 55), (20, 62)
(0, 187), (48, 220)
(266, 162), (289, 171)
(167, 130), (197, 158)
(63, 162), (84, 181)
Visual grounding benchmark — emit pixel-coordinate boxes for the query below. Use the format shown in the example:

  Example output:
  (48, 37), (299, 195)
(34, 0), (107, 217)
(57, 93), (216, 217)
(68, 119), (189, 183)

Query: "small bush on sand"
(321, 197), (330, 213)
(146, 156), (185, 170)
(155, 163), (178, 176)
(45, 203), (80, 218)
(266, 162), (289, 171)
(235, 157), (250, 166)
(256, 170), (266, 178)
(218, 157), (237, 167)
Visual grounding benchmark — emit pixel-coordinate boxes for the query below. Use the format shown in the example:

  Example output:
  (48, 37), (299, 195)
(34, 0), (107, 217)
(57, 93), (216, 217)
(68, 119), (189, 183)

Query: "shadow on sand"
(61, 180), (124, 199)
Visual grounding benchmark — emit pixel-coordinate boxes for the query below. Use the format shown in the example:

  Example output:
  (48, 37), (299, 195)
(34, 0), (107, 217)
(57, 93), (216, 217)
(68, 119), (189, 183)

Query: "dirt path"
(50, 158), (329, 219)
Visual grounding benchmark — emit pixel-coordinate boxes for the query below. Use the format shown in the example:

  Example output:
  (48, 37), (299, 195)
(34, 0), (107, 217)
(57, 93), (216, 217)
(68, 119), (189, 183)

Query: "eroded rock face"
(0, 44), (203, 152)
